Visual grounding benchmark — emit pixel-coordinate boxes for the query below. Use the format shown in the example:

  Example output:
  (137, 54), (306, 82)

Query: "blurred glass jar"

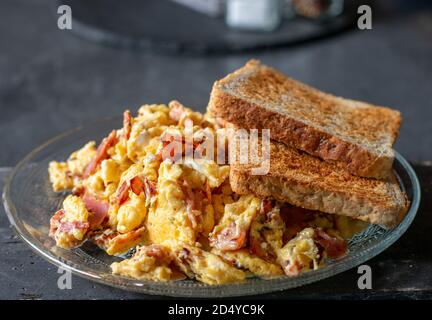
(285, 0), (344, 20)
(225, 0), (283, 31)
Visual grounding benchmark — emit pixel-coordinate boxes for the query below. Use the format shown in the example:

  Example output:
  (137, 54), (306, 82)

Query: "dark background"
(0, 0), (432, 300)
(1, 0), (432, 167)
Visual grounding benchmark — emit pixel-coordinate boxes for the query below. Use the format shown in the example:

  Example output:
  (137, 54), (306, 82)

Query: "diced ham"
(108, 227), (145, 246)
(177, 248), (192, 266)
(116, 176), (157, 205)
(123, 110), (132, 140)
(143, 178), (157, 199)
(160, 133), (184, 162)
(91, 227), (145, 253)
(49, 209), (65, 236)
(212, 222), (246, 251)
(58, 220), (90, 234)
(145, 245), (166, 258)
(160, 132), (207, 162)
(283, 260), (302, 276)
(182, 183), (205, 230)
(91, 229), (117, 249)
(83, 130), (117, 178)
(261, 199), (273, 215)
(314, 228), (347, 259)
(82, 191), (109, 227)
(49, 209), (89, 237)
(116, 181), (129, 205)
(191, 137), (207, 159)
(72, 186), (85, 197)
(143, 245), (173, 265)
(130, 176), (145, 195)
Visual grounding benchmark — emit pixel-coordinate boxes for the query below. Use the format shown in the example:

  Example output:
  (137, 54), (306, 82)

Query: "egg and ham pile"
(48, 101), (367, 284)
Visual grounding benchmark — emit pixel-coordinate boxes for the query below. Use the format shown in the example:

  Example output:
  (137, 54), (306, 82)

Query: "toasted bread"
(208, 60), (402, 179)
(228, 136), (409, 229)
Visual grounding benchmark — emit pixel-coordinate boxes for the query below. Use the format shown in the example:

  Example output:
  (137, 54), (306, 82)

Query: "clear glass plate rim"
(2, 118), (421, 297)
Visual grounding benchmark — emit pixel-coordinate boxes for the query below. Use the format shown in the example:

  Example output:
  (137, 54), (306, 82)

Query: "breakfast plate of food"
(3, 61), (420, 297)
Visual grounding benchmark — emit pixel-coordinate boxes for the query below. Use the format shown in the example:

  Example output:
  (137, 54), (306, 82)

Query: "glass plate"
(2, 116), (421, 297)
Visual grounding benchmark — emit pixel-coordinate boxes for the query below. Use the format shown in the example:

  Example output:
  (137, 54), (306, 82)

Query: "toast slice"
(208, 60), (402, 179)
(228, 136), (409, 229)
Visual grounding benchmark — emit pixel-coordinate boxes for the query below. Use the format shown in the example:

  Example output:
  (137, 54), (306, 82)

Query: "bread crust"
(208, 60), (402, 179)
(228, 140), (409, 229)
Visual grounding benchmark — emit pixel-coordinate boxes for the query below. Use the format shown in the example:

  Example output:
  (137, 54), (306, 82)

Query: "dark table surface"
(1, 0), (432, 299)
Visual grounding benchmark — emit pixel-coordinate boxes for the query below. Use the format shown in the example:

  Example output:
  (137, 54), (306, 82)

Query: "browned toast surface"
(229, 138), (409, 229)
(208, 60), (402, 179)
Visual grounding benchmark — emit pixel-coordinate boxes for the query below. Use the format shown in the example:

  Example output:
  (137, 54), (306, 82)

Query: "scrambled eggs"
(48, 101), (367, 284)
